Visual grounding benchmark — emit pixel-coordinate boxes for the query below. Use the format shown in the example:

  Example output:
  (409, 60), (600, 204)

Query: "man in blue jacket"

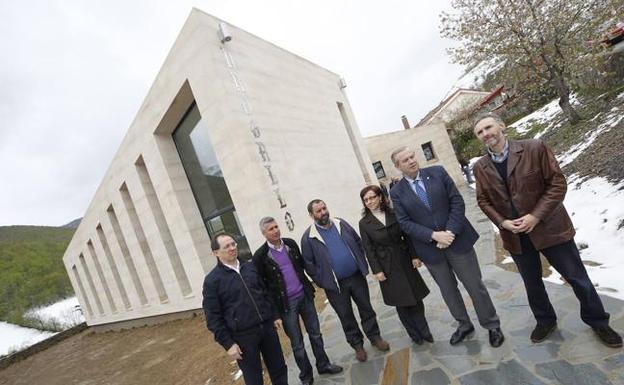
(389, 146), (504, 348)
(301, 200), (389, 362)
(202, 233), (288, 385)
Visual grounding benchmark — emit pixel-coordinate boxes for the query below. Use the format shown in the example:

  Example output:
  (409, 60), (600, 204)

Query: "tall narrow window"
(78, 253), (104, 315)
(372, 161), (386, 179)
(87, 240), (117, 313)
(118, 186), (169, 303)
(72, 265), (94, 317)
(172, 103), (251, 258)
(421, 142), (436, 161)
(96, 214), (140, 309)
(135, 157), (192, 297)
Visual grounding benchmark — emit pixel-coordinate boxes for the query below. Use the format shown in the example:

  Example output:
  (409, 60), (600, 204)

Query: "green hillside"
(0, 226), (75, 326)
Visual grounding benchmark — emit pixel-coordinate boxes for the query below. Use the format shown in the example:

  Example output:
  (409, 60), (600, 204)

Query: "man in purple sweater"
(253, 217), (343, 385)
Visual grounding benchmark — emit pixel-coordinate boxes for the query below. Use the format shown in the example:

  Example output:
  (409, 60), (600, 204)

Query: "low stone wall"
(0, 322), (89, 370)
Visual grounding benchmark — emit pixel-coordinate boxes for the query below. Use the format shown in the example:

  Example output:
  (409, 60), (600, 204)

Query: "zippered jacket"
(202, 259), (277, 350)
(252, 237), (315, 314)
(300, 218), (369, 293)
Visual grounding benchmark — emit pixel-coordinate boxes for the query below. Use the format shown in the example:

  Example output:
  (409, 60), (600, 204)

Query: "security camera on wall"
(219, 22), (232, 43)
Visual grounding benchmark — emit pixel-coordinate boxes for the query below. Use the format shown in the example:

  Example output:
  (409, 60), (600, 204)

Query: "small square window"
(372, 161), (386, 179)
(421, 142), (436, 161)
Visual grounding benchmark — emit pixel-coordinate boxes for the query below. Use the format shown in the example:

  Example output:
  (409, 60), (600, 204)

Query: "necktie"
(413, 180), (431, 210)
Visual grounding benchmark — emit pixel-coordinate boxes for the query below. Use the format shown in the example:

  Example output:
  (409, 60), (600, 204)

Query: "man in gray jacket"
(301, 199), (389, 362)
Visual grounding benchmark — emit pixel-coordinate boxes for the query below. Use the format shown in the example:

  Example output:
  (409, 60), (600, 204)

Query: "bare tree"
(441, 0), (623, 124)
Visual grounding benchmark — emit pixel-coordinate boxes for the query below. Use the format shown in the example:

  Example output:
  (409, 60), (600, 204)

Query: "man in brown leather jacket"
(472, 112), (622, 348)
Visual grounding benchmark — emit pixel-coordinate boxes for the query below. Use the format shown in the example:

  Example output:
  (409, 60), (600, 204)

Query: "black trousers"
(325, 273), (381, 348)
(511, 235), (610, 328)
(395, 301), (431, 343)
(235, 320), (288, 385)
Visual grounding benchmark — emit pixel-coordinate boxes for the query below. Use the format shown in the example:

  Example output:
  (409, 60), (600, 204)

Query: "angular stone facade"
(63, 9), (375, 326)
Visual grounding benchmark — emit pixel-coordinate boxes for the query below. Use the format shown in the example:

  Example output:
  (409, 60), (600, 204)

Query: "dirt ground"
(0, 291), (328, 385)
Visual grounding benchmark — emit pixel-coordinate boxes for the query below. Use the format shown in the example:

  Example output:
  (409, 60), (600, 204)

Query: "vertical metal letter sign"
(220, 33), (295, 231)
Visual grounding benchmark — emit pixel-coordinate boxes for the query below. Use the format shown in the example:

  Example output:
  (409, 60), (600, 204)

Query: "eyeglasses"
(362, 195), (379, 203)
(221, 241), (237, 250)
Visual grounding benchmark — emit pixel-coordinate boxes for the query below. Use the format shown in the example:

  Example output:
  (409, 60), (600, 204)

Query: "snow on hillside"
(557, 92), (624, 167)
(25, 297), (85, 329)
(453, 59), (505, 90)
(544, 175), (624, 299)
(509, 98), (562, 136)
(0, 322), (55, 356)
(0, 297), (84, 357)
(508, 94), (581, 138)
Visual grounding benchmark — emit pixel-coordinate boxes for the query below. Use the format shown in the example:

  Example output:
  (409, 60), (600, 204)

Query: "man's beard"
(317, 214), (330, 226)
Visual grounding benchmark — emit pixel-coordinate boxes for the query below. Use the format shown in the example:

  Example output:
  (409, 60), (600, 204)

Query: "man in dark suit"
(472, 112), (622, 348)
(202, 233), (288, 385)
(389, 146), (504, 348)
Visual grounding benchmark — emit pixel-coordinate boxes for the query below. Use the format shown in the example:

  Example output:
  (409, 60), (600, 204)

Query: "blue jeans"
(282, 294), (330, 382)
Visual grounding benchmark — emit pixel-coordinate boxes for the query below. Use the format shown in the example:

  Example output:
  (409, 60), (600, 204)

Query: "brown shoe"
(372, 338), (390, 351)
(354, 345), (367, 362)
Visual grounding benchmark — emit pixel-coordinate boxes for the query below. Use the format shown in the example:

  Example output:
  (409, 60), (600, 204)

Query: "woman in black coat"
(358, 185), (433, 344)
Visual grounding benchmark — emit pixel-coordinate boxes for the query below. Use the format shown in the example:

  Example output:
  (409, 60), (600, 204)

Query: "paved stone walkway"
(285, 186), (624, 385)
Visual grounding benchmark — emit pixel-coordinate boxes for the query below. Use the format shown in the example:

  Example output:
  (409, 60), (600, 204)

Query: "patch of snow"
(0, 322), (56, 356)
(468, 157), (481, 169)
(556, 112), (623, 167)
(452, 59), (505, 91)
(543, 175), (624, 300)
(501, 256), (514, 264)
(509, 98), (562, 136)
(25, 297), (85, 329)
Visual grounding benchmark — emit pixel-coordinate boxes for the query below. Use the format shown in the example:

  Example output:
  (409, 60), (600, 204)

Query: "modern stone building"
(63, 9), (375, 326)
(364, 117), (465, 188)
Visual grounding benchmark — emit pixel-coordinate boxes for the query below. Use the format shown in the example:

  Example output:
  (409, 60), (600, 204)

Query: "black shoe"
(592, 325), (623, 348)
(412, 337), (424, 345)
(530, 323), (557, 343)
(354, 345), (367, 362)
(488, 328), (505, 348)
(318, 363), (343, 375)
(301, 378), (314, 385)
(423, 333), (434, 343)
(372, 338), (390, 351)
(450, 326), (474, 345)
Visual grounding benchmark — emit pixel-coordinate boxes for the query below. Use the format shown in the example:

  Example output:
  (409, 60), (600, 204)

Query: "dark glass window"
(421, 141), (436, 161)
(372, 161), (386, 179)
(172, 103), (251, 259)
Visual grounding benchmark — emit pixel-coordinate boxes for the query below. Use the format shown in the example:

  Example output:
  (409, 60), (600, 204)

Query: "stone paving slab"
(284, 187), (624, 385)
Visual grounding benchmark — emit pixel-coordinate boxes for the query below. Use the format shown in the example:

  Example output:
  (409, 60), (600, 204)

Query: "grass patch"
(0, 226), (75, 328)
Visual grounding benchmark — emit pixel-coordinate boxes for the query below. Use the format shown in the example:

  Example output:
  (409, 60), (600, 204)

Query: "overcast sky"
(0, 0), (467, 226)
